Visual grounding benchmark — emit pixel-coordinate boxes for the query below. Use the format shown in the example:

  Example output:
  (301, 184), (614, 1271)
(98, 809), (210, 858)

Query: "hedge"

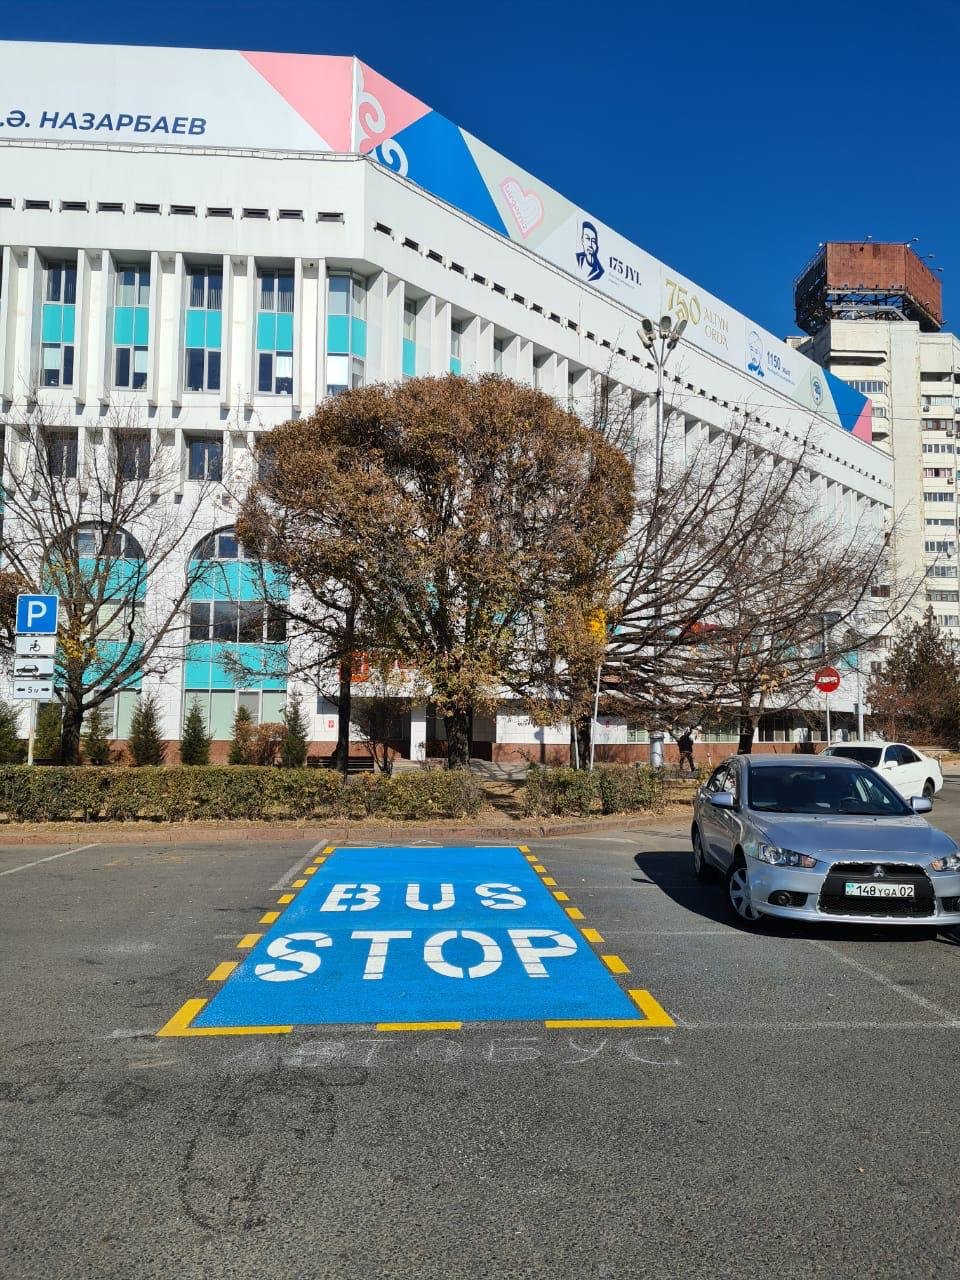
(522, 764), (665, 818)
(0, 766), (483, 823)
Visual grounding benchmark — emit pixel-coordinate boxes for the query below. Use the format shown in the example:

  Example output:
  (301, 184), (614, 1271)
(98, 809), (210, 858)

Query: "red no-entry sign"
(814, 666), (841, 694)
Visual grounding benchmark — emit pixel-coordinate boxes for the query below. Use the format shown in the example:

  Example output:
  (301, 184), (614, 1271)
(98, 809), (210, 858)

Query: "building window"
(923, 396), (953, 409)
(493, 336), (505, 374)
(184, 266), (222, 392)
(117, 431), (151, 482)
(846, 379), (888, 395)
(188, 599), (285, 643)
(45, 431), (78, 479)
(327, 273), (366, 395)
(929, 590), (960, 603)
(113, 264), (150, 390)
(533, 352), (550, 389)
(925, 540), (957, 554)
(186, 434), (223, 482)
(924, 492), (954, 503)
(450, 317), (466, 374)
(401, 295), (420, 380)
(928, 565), (958, 578)
(41, 260), (77, 388)
(256, 268), (294, 395)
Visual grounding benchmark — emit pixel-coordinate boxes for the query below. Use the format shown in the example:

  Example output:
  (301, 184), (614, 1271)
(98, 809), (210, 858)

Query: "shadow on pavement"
(633, 849), (945, 944)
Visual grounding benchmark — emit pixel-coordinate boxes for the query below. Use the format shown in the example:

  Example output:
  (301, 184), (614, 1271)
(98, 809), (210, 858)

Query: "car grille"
(818, 862), (935, 919)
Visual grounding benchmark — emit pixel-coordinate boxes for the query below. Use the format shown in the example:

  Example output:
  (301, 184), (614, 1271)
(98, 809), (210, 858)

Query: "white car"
(821, 742), (943, 802)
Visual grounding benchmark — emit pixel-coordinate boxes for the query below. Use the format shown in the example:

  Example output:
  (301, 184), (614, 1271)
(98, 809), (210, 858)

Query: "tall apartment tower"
(792, 242), (959, 636)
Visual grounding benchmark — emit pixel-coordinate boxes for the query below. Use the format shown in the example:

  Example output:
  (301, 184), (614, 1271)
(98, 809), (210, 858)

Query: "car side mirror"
(911, 796), (933, 814)
(708, 791), (736, 809)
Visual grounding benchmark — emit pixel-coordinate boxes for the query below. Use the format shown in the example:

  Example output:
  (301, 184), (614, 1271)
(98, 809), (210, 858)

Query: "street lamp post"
(638, 314), (687, 768)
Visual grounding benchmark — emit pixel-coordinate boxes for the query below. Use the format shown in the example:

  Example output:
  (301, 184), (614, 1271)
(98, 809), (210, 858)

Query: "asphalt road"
(3, 785), (960, 1279)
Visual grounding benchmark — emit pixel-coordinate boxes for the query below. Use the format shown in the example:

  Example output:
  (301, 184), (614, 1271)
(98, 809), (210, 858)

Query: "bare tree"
(0, 397), (218, 763)
(570, 368), (914, 758)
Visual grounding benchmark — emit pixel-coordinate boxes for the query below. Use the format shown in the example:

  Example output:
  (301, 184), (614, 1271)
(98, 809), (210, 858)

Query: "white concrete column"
(410, 703), (427, 763)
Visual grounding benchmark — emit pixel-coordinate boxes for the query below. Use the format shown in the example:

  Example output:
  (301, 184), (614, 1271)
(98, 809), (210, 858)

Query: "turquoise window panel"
(402, 339), (417, 377)
(256, 312), (277, 352)
(133, 307), (149, 345)
(190, 557), (290, 602)
(185, 641), (288, 691)
(42, 304), (63, 343)
(276, 313), (294, 350)
(351, 317), (367, 359)
(114, 307), (134, 346)
(78, 556), (146, 601)
(185, 309), (206, 347)
(327, 314), (349, 355)
(450, 357), (461, 374)
(205, 310), (222, 349)
(61, 306), (75, 344)
(78, 641), (144, 690)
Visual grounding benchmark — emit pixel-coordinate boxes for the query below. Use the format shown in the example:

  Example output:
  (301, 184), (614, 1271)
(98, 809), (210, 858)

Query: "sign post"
(13, 595), (59, 764)
(814, 666), (841, 744)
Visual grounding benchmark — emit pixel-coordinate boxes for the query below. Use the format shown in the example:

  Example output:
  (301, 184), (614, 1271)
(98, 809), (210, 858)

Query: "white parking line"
(0, 843), (101, 877)
(680, 1020), (960, 1031)
(807, 938), (960, 1022)
(270, 840), (329, 890)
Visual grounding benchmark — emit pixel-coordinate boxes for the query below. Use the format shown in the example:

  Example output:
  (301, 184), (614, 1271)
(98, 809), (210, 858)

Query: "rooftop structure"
(795, 242), (943, 336)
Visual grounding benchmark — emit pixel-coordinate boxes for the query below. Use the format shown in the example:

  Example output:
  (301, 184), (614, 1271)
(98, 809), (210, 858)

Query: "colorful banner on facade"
(0, 41), (871, 440)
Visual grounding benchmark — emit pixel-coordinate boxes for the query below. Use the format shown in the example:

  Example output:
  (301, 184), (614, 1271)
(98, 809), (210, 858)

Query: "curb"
(0, 808), (690, 847)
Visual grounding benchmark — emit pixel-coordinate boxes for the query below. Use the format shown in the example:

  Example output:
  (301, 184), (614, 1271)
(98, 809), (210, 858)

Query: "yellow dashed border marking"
(541, 876), (557, 886)
(159, 844), (677, 1038)
(304, 866), (317, 877)
(157, 999), (292, 1038)
(376, 1021), (463, 1032)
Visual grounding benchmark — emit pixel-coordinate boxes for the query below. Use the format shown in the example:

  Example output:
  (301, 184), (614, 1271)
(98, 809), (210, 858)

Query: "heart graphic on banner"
(500, 178), (544, 237)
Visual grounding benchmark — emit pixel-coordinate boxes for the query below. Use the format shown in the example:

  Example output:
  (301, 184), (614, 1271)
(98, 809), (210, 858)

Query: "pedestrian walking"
(677, 728), (696, 775)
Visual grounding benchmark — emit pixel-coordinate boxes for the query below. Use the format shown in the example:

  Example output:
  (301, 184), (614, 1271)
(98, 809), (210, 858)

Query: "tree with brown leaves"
(238, 375), (634, 768)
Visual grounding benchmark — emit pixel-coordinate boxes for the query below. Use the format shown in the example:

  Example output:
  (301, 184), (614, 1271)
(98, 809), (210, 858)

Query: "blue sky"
(4, 0), (957, 336)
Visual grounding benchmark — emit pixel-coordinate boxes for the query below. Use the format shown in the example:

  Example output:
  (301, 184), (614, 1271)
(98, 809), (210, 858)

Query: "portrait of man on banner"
(576, 220), (604, 282)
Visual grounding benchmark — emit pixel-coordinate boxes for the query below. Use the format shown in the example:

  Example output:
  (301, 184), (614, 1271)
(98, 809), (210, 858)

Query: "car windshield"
(747, 765), (912, 817)
(826, 746), (883, 766)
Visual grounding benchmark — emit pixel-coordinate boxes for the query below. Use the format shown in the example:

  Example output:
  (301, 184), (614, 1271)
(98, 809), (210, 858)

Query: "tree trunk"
(737, 710), (754, 755)
(575, 713), (592, 771)
(60, 693), (83, 766)
(334, 604), (356, 779)
(443, 710), (471, 770)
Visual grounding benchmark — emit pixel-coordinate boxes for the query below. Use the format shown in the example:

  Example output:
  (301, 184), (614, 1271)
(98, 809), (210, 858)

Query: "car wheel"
(692, 827), (718, 883)
(923, 779), (936, 799)
(725, 858), (763, 926)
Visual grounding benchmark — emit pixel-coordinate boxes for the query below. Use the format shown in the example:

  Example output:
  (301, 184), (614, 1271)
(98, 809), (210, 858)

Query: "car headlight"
(930, 853), (960, 872)
(755, 843), (819, 869)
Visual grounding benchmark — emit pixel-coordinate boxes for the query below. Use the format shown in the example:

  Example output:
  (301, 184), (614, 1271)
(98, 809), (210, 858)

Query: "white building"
(0, 42), (892, 762)
(793, 242), (959, 645)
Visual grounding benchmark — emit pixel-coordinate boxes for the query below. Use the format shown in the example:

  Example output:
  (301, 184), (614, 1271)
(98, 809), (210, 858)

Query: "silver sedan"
(691, 754), (960, 927)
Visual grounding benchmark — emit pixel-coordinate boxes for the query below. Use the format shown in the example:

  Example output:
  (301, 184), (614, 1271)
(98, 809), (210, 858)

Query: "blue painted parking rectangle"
(193, 846), (641, 1028)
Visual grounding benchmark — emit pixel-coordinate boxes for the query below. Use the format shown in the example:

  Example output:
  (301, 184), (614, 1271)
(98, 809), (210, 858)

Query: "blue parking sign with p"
(16, 594), (59, 635)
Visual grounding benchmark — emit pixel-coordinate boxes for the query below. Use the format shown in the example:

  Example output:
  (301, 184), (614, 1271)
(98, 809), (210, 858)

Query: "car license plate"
(844, 881), (915, 899)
